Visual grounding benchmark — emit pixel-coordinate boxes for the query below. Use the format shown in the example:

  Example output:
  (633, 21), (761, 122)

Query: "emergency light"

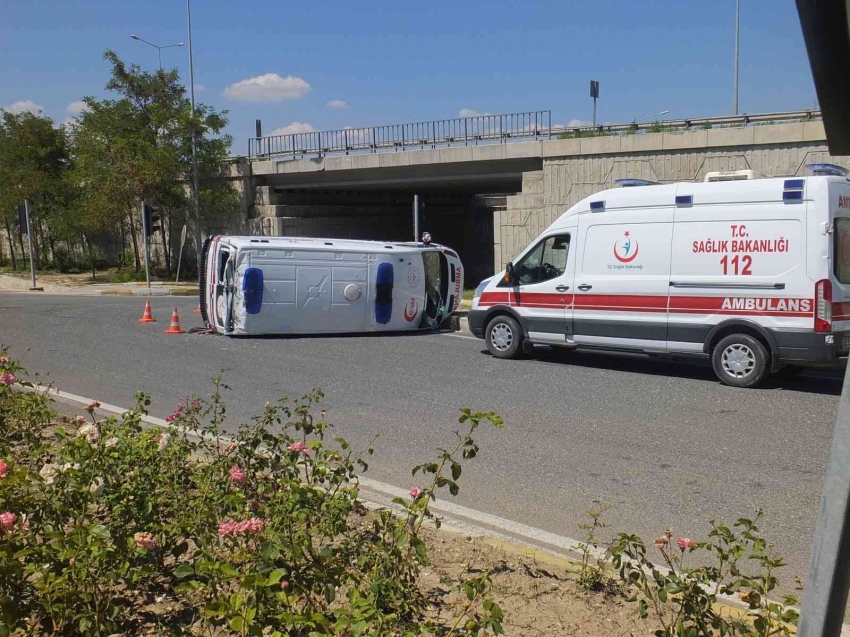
(805, 163), (849, 177)
(615, 178), (659, 187)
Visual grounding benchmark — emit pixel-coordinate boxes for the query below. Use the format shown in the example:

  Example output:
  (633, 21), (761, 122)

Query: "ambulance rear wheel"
(711, 334), (769, 388)
(485, 315), (523, 359)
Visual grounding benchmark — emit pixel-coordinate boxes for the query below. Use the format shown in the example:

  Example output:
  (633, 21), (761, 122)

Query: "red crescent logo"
(404, 299), (419, 322)
(613, 236), (639, 263)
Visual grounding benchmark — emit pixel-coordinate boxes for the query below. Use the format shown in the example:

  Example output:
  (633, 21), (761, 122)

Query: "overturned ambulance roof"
(217, 236), (443, 254)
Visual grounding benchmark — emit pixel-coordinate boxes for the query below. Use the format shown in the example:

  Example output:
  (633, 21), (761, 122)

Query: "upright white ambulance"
(469, 164), (850, 387)
(201, 236), (463, 336)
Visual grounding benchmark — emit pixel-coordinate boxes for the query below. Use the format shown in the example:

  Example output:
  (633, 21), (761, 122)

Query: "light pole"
(637, 110), (671, 123)
(187, 0), (202, 279)
(733, 0), (740, 115)
(129, 35), (185, 70)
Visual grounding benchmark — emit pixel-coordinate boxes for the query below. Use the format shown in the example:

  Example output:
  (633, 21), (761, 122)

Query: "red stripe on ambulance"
(478, 292), (814, 317)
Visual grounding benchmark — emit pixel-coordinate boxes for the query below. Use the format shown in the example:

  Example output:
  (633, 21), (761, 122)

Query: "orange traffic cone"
(138, 299), (156, 323)
(164, 307), (185, 334)
(194, 304), (202, 314)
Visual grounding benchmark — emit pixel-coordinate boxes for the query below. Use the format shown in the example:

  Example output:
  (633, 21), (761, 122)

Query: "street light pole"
(637, 110), (671, 124)
(129, 35), (185, 71)
(733, 0), (740, 115)
(187, 0), (203, 279)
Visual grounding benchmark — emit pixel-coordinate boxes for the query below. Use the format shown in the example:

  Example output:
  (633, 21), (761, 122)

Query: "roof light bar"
(615, 178), (659, 187)
(805, 163), (848, 177)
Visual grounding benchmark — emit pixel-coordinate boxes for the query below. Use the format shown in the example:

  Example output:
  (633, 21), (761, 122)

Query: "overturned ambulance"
(200, 236), (464, 336)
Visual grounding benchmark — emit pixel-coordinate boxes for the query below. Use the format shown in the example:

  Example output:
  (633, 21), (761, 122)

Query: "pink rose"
(133, 532), (157, 551)
(0, 512), (18, 530)
(0, 373), (18, 387)
(280, 580), (289, 590)
(677, 537), (694, 551)
(288, 441), (308, 454)
(0, 460), (8, 479)
(229, 465), (247, 485)
(654, 537), (669, 549)
(218, 517), (265, 538)
(409, 487), (422, 499)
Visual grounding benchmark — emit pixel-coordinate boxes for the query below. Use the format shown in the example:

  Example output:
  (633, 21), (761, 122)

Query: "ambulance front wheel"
(711, 334), (769, 388)
(485, 315), (524, 359)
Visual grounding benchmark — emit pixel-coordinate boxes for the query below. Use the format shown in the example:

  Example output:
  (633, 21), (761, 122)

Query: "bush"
(0, 348), (505, 636)
(108, 268), (148, 284)
(608, 515), (800, 637)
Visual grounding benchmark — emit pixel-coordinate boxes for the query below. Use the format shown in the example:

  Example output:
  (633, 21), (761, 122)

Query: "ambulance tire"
(711, 334), (769, 388)
(485, 315), (524, 359)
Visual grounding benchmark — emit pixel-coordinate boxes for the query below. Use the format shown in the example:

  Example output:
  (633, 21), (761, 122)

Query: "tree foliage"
(0, 50), (235, 278)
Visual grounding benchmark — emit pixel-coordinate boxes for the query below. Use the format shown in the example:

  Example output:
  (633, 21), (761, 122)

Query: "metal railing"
(551, 108), (821, 137)
(248, 110), (552, 159)
(245, 109), (822, 160)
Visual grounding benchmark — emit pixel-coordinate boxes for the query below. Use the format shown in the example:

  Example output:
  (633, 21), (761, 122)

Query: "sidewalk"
(0, 275), (198, 297)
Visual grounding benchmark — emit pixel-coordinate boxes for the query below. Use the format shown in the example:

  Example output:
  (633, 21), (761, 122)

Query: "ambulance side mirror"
(503, 262), (515, 285)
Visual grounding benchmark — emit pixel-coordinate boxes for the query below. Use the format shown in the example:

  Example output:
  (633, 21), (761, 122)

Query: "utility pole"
(141, 201), (152, 295)
(187, 0), (203, 279)
(733, 0), (740, 115)
(23, 201), (41, 291)
(798, 367), (850, 635)
(413, 194), (420, 241)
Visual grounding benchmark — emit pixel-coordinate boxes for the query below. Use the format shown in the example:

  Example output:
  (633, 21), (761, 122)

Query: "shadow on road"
(483, 345), (846, 396)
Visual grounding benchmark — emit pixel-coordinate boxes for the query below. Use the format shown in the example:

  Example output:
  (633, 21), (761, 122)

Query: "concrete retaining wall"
(495, 122), (846, 274)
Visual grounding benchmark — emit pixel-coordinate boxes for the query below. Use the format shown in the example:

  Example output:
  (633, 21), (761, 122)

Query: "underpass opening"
(250, 168), (527, 287)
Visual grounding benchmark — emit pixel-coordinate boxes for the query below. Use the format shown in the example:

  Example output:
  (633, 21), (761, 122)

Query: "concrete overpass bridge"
(224, 109), (841, 286)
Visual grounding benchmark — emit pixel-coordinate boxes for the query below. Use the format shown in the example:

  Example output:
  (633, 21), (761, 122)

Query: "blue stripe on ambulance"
(375, 263), (393, 324)
(243, 268), (264, 315)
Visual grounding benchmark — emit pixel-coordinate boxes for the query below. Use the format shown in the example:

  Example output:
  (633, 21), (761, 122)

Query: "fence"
(248, 110), (552, 159)
(245, 109), (822, 160)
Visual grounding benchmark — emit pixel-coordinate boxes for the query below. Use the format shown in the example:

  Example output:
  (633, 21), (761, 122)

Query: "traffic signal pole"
(141, 201), (152, 295)
(23, 201), (40, 291)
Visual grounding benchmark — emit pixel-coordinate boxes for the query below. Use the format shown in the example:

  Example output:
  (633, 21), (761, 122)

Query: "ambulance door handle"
(577, 284), (592, 291)
(555, 285), (570, 292)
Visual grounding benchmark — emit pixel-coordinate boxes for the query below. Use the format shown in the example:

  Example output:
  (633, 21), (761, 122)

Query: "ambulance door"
(574, 206), (673, 351)
(506, 232), (574, 343)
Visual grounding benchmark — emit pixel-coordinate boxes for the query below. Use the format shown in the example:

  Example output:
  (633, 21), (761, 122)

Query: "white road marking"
(441, 332), (479, 341)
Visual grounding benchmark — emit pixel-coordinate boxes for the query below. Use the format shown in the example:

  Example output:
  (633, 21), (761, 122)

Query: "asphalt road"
(1, 292), (843, 588)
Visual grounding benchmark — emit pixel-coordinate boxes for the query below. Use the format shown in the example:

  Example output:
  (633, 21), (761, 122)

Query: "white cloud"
(222, 73), (311, 102)
(269, 121), (316, 136)
(66, 100), (88, 115)
(326, 99), (348, 110)
(566, 119), (593, 128)
(195, 84), (206, 93)
(459, 108), (491, 118)
(3, 100), (44, 115)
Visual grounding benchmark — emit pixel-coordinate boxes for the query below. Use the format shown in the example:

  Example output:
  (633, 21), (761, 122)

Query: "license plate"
(842, 336), (850, 349)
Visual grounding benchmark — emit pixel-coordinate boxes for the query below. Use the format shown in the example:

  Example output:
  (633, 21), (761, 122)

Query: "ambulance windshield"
(423, 251), (450, 322)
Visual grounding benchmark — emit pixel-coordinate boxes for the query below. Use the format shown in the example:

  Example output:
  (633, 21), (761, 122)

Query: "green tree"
(0, 110), (68, 270)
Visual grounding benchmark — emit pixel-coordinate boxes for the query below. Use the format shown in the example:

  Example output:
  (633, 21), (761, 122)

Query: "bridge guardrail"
(246, 109), (822, 160)
(248, 110), (552, 159)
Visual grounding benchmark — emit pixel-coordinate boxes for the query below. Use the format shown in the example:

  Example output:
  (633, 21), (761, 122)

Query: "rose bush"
(0, 347), (505, 636)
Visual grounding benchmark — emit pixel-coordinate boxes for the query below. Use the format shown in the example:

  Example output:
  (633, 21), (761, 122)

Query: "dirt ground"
(418, 526), (657, 636)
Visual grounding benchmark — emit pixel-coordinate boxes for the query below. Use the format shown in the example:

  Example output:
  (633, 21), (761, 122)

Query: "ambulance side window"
(516, 234), (570, 285)
(835, 219), (850, 284)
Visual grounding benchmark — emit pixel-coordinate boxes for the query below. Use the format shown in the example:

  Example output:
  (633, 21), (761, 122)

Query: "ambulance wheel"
(485, 315), (524, 359)
(711, 334), (769, 388)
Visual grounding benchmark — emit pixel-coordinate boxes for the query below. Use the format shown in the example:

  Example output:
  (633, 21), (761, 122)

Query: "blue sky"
(2, 0), (817, 155)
